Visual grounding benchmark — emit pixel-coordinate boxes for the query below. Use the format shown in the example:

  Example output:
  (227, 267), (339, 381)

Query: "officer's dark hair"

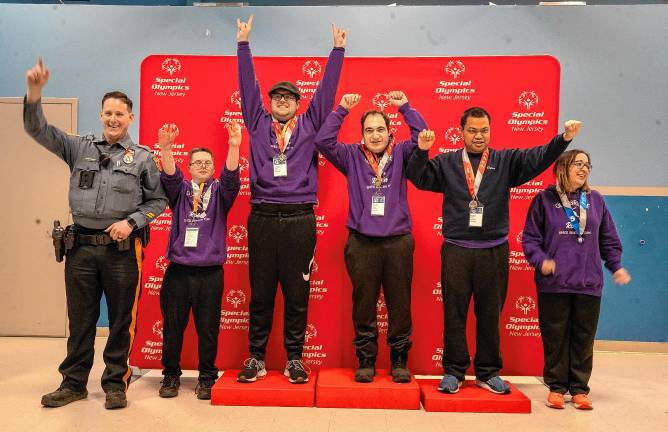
(189, 147), (214, 165)
(460, 107), (491, 129)
(101, 91), (133, 112)
(360, 110), (390, 134)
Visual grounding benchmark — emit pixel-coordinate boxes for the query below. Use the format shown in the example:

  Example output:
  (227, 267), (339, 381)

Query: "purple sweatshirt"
(315, 103), (427, 237)
(522, 185), (623, 297)
(160, 166), (240, 266)
(237, 42), (345, 204)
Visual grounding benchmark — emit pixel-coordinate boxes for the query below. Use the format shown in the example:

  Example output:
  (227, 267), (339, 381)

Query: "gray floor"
(1, 337), (666, 432)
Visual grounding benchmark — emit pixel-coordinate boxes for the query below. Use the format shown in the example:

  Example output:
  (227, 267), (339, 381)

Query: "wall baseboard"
(594, 340), (668, 353)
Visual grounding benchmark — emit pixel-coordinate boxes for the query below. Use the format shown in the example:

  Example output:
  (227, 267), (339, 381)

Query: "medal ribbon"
(191, 182), (205, 213)
(462, 148), (489, 201)
(556, 186), (588, 238)
(272, 117), (297, 154)
(360, 137), (395, 187)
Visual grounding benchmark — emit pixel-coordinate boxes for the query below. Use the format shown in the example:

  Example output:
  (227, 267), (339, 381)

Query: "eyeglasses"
(270, 93), (297, 103)
(190, 160), (213, 167)
(571, 161), (592, 171)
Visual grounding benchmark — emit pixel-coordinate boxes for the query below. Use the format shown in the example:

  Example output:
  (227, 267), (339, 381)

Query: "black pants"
(59, 239), (142, 392)
(160, 262), (224, 379)
(247, 204), (316, 360)
(538, 292), (601, 395)
(345, 231), (414, 361)
(441, 241), (509, 381)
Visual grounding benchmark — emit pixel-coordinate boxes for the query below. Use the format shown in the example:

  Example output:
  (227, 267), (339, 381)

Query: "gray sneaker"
(237, 358), (267, 383)
(475, 376), (511, 394)
(437, 374), (463, 394)
(284, 359), (310, 384)
(41, 387), (88, 407)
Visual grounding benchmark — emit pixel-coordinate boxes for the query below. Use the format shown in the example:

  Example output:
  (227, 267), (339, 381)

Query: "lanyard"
(361, 138), (395, 189)
(556, 186), (588, 241)
(191, 181), (210, 214)
(272, 117), (297, 154)
(462, 149), (489, 202)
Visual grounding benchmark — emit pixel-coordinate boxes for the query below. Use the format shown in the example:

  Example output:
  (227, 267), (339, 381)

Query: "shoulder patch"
(135, 143), (154, 153)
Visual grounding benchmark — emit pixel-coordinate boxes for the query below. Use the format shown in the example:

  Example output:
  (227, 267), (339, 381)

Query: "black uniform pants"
(160, 262), (224, 379)
(441, 241), (509, 381)
(538, 292), (601, 395)
(60, 239), (142, 393)
(344, 230), (414, 361)
(247, 204), (316, 360)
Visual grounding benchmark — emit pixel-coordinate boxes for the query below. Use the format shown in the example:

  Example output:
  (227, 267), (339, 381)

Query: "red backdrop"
(129, 54), (560, 376)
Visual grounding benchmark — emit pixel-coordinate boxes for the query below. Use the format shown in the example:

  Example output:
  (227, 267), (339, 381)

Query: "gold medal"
(373, 177), (382, 188)
(469, 200), (478, 210)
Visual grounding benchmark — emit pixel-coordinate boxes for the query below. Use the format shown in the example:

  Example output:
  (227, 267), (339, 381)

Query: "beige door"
(0, 97), (77, 336)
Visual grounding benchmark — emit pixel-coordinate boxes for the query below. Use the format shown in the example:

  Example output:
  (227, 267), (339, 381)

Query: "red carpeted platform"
(315, 368), (421, 410)
(418, 379), (531, 413)
(211, 370), (316, 407)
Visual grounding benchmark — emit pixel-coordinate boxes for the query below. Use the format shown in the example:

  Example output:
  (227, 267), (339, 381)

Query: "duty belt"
(76, 232), (115, 246)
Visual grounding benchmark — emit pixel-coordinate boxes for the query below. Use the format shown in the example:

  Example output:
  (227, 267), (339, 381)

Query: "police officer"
(24, 58), (167, 409)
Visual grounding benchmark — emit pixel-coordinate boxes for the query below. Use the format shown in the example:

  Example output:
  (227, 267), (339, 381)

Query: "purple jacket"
(237, 42), (345, 204)
(315, 103), (427, 237)
(160, 166), (240, 266)
(522, 185), (623, 297)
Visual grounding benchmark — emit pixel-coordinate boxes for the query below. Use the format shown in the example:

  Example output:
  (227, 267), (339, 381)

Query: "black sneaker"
(237, 357), (267, 383)
(104, 389), (127, 410)
(354, 358), (376, 383)
(41, 387), (88, 407)
(196, 377), (216, 400)
(391, 355), (411, 383)
(284, 359), (310, 384)
(159, 375), (180, 398)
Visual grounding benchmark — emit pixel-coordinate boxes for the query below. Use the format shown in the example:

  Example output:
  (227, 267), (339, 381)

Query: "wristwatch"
(126, 218), (138, 231)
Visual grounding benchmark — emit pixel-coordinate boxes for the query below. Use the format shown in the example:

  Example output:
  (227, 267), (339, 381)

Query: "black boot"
(390, 351), (411, 383)
(354, 357), (376, 383)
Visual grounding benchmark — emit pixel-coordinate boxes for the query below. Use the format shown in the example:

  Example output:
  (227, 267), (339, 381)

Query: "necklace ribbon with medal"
(272, 118), (297, 177)
(185, 182), (209, 248)
(556, 185), (588, 244)
(361, 138), (395, 217)
(462, 148), (489, 227)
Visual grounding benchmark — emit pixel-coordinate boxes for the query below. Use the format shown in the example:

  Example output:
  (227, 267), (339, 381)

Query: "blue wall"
(1, 4), (666, 340)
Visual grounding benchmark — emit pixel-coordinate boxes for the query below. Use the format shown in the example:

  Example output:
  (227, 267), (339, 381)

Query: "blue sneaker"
(475, 376), (510, 394)
(437, 374), (463, 394)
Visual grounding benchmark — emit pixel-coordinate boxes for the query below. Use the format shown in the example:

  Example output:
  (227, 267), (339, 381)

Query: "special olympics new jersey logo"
(518, 91), (539, 110)
(161, 58), (182, 76)
(155, 255), (168, 273)
(226, 289), (246, 308)
(515, 230), (523, 247)
(230, 90), (241, 108)
(376, 294), (386, 312)
(152, 320), (163, 338)
(515, 296), (536, 315)
(444, 126), (463, 146)
(302, 60), (322, 78)
(372, 93), (391, 111)
(228, 225), (248, 243)
(310, 260), (319, 273)
(239, 156), (249, 173)
(304, 324), (317, 342)
(445, 60), (466, 79)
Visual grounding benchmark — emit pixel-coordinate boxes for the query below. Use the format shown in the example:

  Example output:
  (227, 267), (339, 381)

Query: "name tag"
(184, 227), (199, 248)
(371, 194), (385, 217)
(273, 155), (288, 177)
(469, 205), (484, 228)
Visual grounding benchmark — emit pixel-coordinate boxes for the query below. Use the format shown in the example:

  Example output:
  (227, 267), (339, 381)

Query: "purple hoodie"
(237, 42), (344, 204)
(160, 166), (240, 266)
(522, 185), (623, 297)
(315, 103), (427, 237)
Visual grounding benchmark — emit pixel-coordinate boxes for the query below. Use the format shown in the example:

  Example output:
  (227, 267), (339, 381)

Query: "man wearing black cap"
(235, 16), (347, 384)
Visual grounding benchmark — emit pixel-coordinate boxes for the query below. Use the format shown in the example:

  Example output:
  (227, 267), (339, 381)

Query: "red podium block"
(315, 368), (421, 410)
(211, 370), (316, 407)
(418, 379), (531, 413)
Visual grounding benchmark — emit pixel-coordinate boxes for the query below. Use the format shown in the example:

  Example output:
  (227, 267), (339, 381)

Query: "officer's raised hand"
(237, 15), (253, 42)
(340, 94), (361, 111)
(418, 129), (436, 151)
(387, 91), (408, 107)
(563, 120), (582, 141)
(332, 23), (347, 48)
(26, 57), (50, 103)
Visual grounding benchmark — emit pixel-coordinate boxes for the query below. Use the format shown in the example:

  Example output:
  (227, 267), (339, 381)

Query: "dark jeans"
(160, 262), (224, 379)
(441, 241), (509, 381)
(59, 239), (142, 392)
(247, 204), (316, 360)
(344, 230), (414, 361)
(538, 292), (601, 395)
